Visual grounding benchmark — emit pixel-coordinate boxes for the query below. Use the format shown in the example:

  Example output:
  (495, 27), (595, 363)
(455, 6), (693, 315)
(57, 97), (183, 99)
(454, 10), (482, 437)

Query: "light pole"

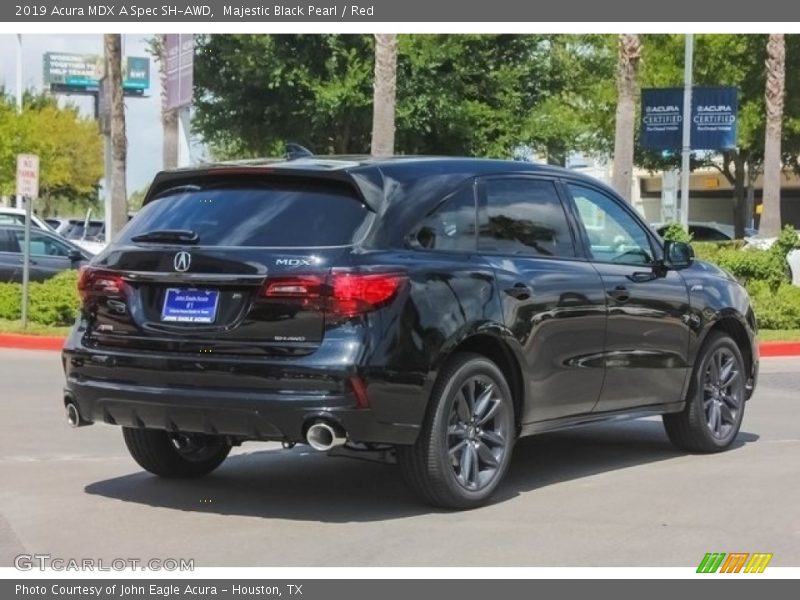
(15, 34), (23, 209)
(679, 34), (694, 229)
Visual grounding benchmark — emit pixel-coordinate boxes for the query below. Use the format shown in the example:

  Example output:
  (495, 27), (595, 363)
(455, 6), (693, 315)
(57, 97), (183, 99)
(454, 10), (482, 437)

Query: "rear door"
(477, 176), (607, 422)
(565, 182), (691, 412)
(83, 178), (374, 356)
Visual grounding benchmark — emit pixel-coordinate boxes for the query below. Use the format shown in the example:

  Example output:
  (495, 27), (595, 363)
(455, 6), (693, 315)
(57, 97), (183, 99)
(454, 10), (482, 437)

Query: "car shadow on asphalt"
(84, 419), (759, 522)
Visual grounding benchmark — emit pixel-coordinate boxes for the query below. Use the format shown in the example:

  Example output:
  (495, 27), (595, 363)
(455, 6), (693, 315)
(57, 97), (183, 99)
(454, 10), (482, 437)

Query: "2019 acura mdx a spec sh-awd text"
(62, 157), (758, 509)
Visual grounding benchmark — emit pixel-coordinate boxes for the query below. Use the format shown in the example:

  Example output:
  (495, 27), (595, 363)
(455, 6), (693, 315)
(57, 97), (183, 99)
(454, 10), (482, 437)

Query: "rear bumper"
(62, 334), (424, 445)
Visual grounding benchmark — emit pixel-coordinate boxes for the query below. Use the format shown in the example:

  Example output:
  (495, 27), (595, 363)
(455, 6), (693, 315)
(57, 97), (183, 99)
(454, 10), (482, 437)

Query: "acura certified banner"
(5, 0), (800, 22)
(641, 86), (738, 151)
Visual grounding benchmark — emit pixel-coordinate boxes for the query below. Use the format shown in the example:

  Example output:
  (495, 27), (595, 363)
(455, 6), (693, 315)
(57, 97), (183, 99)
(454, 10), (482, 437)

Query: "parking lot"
(1, 349), (798, 567)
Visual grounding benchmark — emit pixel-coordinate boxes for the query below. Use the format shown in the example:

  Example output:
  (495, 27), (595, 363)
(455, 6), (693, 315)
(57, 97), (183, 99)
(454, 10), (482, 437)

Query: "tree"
(760, 34), (786, 237)
(370, 34), (398, 157)
(104, 34), (128, 238)
(192, 34), (615, 160)
(611, 34), (642, 202)
(194, 35), (374, 156)
(522, 35), (617, 165)
(0, 91), (102, 214)
(638, 34), (800, 238)
(147, 35), (179, 170)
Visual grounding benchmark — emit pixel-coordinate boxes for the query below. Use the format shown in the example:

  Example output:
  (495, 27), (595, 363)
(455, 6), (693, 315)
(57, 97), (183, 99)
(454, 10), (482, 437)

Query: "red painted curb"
(0, 334), (66, 351)
(759, 342), (800, 357)
(0, 334), (799, 357)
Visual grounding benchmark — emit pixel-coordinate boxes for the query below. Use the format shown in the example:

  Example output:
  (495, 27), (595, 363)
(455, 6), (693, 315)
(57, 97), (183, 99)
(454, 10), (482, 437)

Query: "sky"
(0, 34), (170, 193)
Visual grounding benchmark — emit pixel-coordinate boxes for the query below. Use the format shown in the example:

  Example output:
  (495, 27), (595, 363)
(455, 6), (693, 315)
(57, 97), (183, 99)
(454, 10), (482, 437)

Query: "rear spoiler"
(142, 163), (385, 212)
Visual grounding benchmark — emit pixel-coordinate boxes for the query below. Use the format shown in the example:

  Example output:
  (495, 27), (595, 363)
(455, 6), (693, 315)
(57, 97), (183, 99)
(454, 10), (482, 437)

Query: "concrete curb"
(2, 334), (799, 357)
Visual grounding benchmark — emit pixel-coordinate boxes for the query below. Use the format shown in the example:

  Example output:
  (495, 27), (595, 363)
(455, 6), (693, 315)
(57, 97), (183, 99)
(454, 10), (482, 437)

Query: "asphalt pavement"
(1, 349), (798, 567)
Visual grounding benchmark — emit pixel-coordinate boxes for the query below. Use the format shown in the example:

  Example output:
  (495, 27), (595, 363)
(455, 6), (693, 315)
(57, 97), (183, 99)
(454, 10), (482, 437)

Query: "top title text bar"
(4, 0), (800, 22)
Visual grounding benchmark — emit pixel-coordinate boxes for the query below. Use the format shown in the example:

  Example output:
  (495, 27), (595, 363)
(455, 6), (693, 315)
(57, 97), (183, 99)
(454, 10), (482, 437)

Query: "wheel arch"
(435, 331), (526, 428)
(695, 311), (756, 398)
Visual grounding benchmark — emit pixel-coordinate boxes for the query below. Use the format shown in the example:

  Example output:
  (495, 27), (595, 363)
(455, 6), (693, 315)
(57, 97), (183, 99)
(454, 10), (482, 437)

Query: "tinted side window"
(0, 230), (18, 253)
(690, 226), (729, 242)
(0, 214), (25, 226)
(568, 184), (654, 265)
(479, 178), (575, 257)
(411, 185), (476, 252)
(13, 230), (71, 257)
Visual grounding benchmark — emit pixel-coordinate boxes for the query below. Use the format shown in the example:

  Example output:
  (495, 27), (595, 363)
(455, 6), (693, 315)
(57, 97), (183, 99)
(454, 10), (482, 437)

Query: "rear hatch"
(80, 177), (375, 356)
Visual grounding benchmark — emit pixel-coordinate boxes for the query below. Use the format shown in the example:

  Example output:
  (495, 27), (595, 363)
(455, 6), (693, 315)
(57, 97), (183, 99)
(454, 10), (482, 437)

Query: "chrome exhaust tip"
(66, 403), (82, 428)
(305, 421), (346, 452)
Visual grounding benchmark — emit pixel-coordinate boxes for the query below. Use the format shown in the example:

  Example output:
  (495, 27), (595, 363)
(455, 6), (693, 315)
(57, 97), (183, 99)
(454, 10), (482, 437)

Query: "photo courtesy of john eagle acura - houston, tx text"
(61, 155), (758, 509)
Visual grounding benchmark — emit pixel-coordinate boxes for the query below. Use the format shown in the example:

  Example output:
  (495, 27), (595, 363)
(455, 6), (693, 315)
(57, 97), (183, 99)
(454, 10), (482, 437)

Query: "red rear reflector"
(349, 376), (370, 409)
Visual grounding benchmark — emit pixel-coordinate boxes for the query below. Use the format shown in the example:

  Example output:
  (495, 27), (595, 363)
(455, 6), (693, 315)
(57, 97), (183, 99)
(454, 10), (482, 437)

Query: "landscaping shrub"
(747, 280), (800, 330)
(693, 225), (799, 293)
(660, 222), (693, 243)
(0, 270), (79, 327)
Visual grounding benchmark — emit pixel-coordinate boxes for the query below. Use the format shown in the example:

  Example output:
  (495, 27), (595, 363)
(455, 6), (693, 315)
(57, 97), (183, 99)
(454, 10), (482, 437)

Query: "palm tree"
(149, 35), (179, 169)
(760, 33), (785, 237)
(611, 34), (642, 203)
(104, 34), (128, 238)
(370, 34), (398, 157)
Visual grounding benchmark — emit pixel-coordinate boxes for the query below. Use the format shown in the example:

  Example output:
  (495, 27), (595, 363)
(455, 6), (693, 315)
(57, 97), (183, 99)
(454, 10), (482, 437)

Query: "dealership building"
(633, 168), (800, 230)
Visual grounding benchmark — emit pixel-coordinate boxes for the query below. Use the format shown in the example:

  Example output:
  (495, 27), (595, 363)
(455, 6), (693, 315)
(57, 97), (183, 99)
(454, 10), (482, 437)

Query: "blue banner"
(640, 86), (738, 151)
(641, 88), (683, 150)
(692, 86), (738, 150)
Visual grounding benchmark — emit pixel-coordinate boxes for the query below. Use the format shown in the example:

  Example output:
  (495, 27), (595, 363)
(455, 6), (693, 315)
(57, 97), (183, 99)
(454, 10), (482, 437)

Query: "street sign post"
(16, 154), (39, 329)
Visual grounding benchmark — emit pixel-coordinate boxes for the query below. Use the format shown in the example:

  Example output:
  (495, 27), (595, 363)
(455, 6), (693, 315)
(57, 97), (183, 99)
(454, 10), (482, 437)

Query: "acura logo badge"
(173, 251), (191, 272)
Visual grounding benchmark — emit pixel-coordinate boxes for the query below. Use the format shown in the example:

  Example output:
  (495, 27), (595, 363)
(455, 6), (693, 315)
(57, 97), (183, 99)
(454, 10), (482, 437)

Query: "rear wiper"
(131, 229), (200, 244)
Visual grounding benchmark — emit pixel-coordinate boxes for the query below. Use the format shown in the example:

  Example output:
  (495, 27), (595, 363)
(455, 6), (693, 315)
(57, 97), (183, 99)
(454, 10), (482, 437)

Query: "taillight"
(329, 272), (406, 317)
(262, 276), (325, 299)
(77, 266), (127, 304)
(259, 271), (406, 317)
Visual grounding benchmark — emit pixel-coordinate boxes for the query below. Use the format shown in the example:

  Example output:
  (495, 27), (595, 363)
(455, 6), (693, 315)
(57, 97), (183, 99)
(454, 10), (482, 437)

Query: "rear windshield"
(119, 182), (373, 248)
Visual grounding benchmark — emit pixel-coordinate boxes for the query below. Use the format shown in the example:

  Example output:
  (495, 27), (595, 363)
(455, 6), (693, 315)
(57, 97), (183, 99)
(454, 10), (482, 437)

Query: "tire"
(663, 331), (747, 453)
(397, 352), (516, 509)
(122, 428), (231, 478)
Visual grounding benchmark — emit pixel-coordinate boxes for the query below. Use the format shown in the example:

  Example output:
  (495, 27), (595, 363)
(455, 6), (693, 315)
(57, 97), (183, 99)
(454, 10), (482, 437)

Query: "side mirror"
(664, 240), (694, 270)
(67, 248), (84, 262)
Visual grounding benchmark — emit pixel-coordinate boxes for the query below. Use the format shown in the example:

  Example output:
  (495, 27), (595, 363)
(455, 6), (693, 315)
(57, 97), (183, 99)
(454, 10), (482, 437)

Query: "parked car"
(54, 218), (107, 254)
(44, 217), (74, 235)
(0, 207), (58, 234)
(62, 157), (759, 508)
(653, 221), (757, 242)
(744, 232), (800, 286)
(0, 224), (93, 283)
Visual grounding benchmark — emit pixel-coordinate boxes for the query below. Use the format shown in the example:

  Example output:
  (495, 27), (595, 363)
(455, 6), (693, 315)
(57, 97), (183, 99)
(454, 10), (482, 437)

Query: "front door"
(565, 182), (691, 412)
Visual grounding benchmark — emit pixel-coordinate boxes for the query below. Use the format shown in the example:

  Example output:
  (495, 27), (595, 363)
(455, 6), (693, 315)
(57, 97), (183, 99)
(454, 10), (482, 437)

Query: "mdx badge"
(174, 251), (192, 272)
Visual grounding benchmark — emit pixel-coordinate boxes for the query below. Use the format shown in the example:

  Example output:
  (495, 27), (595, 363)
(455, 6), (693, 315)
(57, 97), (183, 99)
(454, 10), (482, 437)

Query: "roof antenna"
(285, 143), (314, 160)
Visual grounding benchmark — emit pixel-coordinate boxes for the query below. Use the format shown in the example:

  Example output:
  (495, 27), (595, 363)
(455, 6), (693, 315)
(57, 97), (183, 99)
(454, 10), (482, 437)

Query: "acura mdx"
(62, 157), (758, 508)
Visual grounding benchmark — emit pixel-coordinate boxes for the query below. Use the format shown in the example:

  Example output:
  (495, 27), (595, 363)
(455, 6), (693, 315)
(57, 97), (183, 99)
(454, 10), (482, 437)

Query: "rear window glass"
(119, 183), (373, 248)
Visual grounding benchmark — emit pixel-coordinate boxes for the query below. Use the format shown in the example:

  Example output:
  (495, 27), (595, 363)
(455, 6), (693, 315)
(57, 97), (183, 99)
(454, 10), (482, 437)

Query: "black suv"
(62, 157), (758, 509)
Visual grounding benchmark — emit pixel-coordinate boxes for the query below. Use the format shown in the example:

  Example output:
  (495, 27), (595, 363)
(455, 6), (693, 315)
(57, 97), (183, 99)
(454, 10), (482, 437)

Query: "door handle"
(504, 283), (532, 300)
(18, 258), (37, 265)
(627, 271), (656, 283)
(607, 285), (630, 303)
